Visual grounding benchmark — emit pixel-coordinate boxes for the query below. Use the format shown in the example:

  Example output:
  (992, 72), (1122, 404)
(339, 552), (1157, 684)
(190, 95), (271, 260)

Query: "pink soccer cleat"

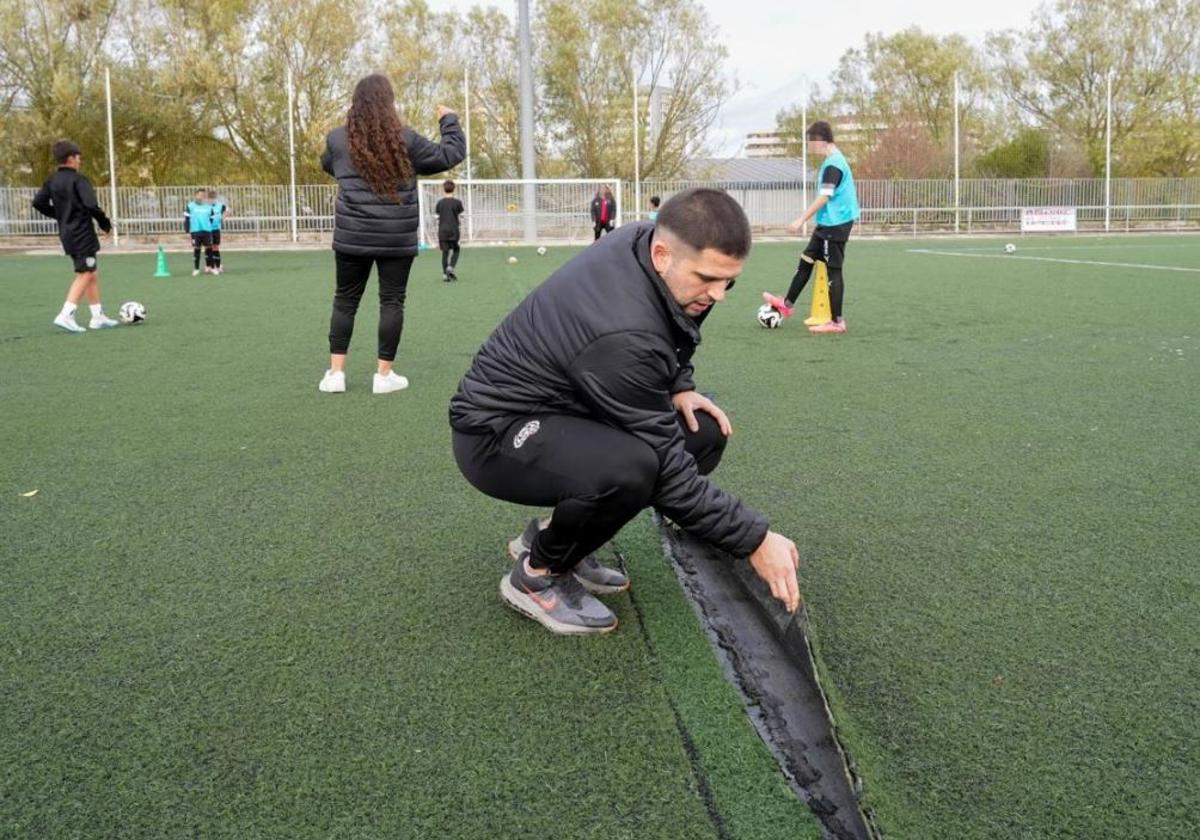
(808, 320), (846, 334)
(761, 292), (794, 318)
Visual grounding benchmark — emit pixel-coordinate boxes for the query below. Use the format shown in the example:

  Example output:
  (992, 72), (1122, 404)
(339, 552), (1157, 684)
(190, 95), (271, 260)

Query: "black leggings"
(328, 252), (415, 362)
(453, 411), (727, 573)
(440, 240), (460, 273)
(593, 222), (614, 241)
(786, 231), (848, 321)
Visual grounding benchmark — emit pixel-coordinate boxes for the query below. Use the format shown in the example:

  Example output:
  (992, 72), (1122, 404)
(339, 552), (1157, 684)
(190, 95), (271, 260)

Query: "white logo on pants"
(513, 420), (540, 449)
(85, 257), (96, 268)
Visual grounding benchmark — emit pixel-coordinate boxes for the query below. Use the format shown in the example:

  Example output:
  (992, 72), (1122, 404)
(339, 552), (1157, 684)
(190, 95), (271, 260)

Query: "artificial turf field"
(2, 233), (1198, 838)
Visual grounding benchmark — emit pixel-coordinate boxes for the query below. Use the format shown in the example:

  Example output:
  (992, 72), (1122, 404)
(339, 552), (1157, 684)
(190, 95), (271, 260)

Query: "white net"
(417, 179), (622, 245)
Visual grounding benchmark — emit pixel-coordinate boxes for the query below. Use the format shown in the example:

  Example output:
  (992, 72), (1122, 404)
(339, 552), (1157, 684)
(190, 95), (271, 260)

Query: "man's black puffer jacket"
(320, 113), (465, 257)
(449, 222), (769, 558)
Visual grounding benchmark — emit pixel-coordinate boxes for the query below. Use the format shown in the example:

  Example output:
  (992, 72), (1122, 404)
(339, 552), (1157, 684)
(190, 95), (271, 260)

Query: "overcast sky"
(434, 0), (1048, 157)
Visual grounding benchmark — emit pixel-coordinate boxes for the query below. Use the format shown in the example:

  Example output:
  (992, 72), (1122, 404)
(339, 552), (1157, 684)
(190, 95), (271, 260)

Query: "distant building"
(683, 157), (809, 183)
(646, 85), (674, 146)
(746, 130), (790, 159)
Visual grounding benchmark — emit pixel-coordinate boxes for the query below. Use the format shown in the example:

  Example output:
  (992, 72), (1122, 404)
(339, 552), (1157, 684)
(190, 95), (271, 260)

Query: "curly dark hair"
(347, 74), (414, 200)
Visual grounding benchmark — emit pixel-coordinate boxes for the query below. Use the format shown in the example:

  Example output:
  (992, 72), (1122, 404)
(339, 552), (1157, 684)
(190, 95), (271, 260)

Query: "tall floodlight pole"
(1104, 70), (1113, 232)
(517, 0), (537, 242)
(286, 67), (298, 243)
(632, 66), (641, 221)
(464, 66), (474, 242)
(953, 71), (961, 234)
(104, 67), (119, 246)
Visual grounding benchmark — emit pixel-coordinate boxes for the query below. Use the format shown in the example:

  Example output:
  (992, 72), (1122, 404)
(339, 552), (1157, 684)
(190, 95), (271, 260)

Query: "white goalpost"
(417, 178), (623, 246)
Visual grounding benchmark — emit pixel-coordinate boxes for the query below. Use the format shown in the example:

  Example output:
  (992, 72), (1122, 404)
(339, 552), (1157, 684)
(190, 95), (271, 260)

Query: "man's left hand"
(673, 391), (732, 437)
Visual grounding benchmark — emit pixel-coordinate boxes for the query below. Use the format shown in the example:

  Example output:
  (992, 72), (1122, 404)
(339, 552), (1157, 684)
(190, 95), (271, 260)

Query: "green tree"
(776, 28), (993, 178)
(987, 0), (1200, 176)
(0, 0), (120, 184)
(539, 0), (732, 180)
(973, 128), (1050, 178)
(377, 0), (467, 141)
(459, 5), (531, 179)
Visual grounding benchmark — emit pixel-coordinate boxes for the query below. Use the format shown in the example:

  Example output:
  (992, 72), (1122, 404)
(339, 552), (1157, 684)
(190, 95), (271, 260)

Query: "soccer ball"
(1004, 243), (1016, 254)
(537, 246), (547, 256)
(118, 301), (146, 324)
(507, 256), (518, 264)
(756, 303), (782, 329)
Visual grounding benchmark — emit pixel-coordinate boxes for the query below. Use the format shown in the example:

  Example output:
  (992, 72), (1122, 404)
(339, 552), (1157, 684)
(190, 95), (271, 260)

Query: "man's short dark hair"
(443, 179), (455, 193)
(806, 121), (834, 142)
(656, 188), (751, 258)
(52, 140), (81, 164)
(649, 195), (660, 208)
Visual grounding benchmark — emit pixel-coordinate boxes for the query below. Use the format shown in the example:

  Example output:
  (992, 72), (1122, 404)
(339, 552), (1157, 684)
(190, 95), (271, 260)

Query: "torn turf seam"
(655, 516), (882, 840)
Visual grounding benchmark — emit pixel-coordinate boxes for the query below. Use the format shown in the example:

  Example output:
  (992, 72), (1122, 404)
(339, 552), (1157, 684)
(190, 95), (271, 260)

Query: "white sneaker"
(372, 371), (409, 394)
(89, 314), (119, 329)
(318, 370), (346, 393)
(53, 313), (86, 333)
(192, 269), (200, 276)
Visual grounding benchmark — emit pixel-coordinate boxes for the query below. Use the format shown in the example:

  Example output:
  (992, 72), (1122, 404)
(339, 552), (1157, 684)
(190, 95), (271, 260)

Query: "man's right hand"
(436, 105), (454, 120)
(749, 530), (801, 613)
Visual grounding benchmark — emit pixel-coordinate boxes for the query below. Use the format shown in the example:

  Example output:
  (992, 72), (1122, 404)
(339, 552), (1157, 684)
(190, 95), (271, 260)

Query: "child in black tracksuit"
(31, 139), (118, 333)
(435, 180), (464, 281)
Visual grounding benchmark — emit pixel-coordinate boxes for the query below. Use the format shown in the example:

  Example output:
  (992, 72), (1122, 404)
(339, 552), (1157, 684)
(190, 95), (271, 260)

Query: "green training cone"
(154, 245), (171, 278)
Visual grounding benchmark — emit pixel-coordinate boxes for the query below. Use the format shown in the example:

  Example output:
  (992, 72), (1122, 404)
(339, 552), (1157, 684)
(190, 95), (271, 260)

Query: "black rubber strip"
(654, 516), (883, 840)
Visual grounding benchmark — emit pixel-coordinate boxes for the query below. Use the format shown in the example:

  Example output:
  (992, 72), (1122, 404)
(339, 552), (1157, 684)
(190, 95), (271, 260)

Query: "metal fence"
(416, 178), (622, 244)
(3, 178), (1198, 243)
(627, 178), (1200, 234)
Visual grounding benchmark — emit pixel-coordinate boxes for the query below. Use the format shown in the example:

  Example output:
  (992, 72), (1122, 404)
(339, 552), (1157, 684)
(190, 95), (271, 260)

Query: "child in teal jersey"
(762, 120), (859, 333)
(206, 189), (229, 274)
(184, 190), (215, 276)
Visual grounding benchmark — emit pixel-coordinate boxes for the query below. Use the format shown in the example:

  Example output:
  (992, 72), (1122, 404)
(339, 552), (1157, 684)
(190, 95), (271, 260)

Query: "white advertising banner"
(1021, 206), (1077, 232)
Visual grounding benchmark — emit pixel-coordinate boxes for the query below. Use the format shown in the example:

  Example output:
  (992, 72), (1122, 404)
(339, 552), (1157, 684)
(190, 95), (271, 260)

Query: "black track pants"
(453, 411), (727, 573)
(328, 252), (415, 361)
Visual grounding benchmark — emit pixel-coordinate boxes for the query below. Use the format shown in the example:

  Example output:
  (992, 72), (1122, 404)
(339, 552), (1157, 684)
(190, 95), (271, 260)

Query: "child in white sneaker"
(32, 140), (118, 333)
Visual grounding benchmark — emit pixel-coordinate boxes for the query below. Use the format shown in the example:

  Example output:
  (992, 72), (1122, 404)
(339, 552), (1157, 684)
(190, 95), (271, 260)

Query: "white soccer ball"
(1004, 243), (1016, 254)
(537, 246), (547, 256)
(118, 301), (146, 324)
(756, 303), (783, 329)
(507, 256), (518, 264)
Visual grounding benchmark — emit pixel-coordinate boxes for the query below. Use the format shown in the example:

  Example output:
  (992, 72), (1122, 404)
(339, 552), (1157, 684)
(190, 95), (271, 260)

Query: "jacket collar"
(633, 224), (703, 346)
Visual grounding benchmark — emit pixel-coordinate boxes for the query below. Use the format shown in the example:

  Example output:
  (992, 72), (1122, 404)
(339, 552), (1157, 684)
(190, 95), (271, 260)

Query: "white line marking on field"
(921, 242), (1200, 253)
(906, 249), (1200, 273)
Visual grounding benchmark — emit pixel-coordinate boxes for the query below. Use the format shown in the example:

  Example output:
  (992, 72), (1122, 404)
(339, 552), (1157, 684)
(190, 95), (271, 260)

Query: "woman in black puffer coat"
(318, 73), (466, 395)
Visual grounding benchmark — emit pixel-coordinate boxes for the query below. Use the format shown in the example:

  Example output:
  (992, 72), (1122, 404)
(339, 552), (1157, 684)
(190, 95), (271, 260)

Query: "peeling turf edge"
(613, 513), (823, 840)
(653, 516), (882, 840)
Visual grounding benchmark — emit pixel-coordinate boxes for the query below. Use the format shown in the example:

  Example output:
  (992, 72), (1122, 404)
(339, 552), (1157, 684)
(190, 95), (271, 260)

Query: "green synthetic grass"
(3, 233), (1199, 838)
(709, 234), (1200, 838)
(0, 245), (818, 839)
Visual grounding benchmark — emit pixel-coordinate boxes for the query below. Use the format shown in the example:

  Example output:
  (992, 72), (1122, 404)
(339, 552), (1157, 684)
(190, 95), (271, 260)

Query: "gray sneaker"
(500, 553), (618, 635)
(507, 517), (630, 594)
